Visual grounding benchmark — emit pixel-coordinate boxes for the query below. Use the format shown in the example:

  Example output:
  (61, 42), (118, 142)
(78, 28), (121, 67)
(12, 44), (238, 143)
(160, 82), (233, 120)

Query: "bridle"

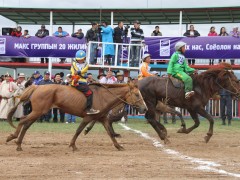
(216, 76), (239, 95)
(98, 83), (146, 109)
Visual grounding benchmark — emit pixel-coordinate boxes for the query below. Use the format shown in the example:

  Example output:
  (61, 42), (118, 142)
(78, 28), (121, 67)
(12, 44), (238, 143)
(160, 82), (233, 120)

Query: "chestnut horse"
(139, 66), (239, 143)
(6, 83), (147, 151)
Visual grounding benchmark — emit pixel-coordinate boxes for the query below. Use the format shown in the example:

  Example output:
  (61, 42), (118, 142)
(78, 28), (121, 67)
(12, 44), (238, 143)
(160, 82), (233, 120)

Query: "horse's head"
(216, 69), (240, 96)
(126, 81), (148, 114)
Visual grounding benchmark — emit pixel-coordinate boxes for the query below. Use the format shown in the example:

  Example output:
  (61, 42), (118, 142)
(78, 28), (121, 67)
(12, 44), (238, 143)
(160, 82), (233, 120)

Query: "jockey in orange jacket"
(138, 53), (155, 80)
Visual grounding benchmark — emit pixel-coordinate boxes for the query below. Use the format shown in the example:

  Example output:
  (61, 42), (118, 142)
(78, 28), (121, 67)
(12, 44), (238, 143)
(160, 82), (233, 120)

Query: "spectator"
(53, 26), (69, 37)
(53, 73), (65, 123)
(85, 23), (99, 64)
(101, 22), (115, 65)
(35, 25), (49, 63)
(72, 29), (84, 39)
(229, 27), (239, 65)
(33, 70), (43, 85)
(0, 73), (19, 120)
(208, 26), (217, 65)
(22, 30), (30, 38)
(183, 25), (200, 65)
(11, 26), (22, 37)
(65, 74), (76, 123)
(23, 76), (34, 116)
(138, 53), (154, 80)
(130, 20), (144, 67)
(219, 89), (232, 126)
(113, 21), (124, 65)
(151, 26), (162, 36)
(97, 73), (106, 81)
(86, 73), (96, 84)
(99, 70), (117, 84)
(13, 73), (27, 121)
(38, 71), (53, 122)
(218, 27), (229, 64)
(116, 72), (125, 83)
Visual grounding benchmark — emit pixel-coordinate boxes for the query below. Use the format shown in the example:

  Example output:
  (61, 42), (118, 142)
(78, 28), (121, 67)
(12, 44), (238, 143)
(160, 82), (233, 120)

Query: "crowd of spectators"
(4, 22), (240, 66)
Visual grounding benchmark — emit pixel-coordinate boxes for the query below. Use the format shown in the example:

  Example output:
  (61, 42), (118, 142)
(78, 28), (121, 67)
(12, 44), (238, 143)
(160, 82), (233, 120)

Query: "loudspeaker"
(2, 27), (14, 35)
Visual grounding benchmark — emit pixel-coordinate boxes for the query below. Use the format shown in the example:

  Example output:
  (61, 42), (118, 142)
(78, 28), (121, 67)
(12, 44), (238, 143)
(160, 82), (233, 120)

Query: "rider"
(138, 53), (155, 80)
(70, 50), (100, 115)
(167, 41), (196, 99)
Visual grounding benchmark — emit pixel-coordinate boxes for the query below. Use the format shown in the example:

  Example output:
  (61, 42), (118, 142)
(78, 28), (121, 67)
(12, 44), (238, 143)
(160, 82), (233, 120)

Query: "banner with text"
(0, 36), (240, 59)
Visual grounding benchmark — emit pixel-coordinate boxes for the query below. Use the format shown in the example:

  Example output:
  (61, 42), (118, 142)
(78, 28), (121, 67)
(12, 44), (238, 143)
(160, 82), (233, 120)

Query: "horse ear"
(128, 80), (138, 89)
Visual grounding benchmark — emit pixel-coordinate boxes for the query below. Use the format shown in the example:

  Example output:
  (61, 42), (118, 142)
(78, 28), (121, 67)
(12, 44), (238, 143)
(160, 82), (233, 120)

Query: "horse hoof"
(16, 147), (23, 151)
(83, 130), (88, 135)
(204, 136), (211, 143)
(177, 128), (186, 133)
(164, 138), (171, 144)
(6, 134), (15, 142)
(116, 145), (124, 151)
(69, 144), (78, 152)
(114, 134), (121, 138)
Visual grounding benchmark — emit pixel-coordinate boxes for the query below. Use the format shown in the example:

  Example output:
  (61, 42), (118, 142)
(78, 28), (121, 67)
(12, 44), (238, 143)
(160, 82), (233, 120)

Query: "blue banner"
(0, 36), (239, 59)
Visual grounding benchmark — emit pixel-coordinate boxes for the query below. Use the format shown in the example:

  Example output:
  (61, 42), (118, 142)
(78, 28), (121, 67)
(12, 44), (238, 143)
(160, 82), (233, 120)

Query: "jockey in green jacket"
(167, 41), (196, 99)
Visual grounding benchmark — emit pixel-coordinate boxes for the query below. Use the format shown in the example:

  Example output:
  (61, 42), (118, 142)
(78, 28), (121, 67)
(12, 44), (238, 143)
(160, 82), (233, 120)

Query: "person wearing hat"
(138, 53), (155, 80)
(85, 22), (99, 64)
(72, 29), (84, 39)
(0, 73), (19, 120)
(33, 70), (43, 85)
(167, 41), (197, 99)
(70, 49), (100, 115)
(116, 72), (125, 84)
(35, 25), (49, 63)
(38, 71), (53, 122)
(97, 73), (106, 81)
(130, 20), (144, 67)
(13, 73), (27, 121)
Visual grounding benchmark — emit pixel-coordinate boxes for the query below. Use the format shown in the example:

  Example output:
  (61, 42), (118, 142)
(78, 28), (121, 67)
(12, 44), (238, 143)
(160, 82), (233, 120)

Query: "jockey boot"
(185, 91), (195, 99)
(86, 108), (100, 115)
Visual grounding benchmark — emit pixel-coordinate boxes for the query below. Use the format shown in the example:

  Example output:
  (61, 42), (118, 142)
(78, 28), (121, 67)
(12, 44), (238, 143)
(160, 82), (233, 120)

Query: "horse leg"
(69, 118), (90, 151)
(109, 121), (121, 138)
(15, 120), (36, 151)
(102, 118), (124, 150)
(84, 120), (96, 135)
(6, 112), (38, 143)
(197, 108), (214, 143)
(178, 110), (200, 134)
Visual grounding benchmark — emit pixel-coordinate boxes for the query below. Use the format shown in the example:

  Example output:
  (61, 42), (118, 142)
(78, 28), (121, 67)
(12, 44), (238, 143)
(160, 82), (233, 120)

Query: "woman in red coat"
(11, 26), (22, 37)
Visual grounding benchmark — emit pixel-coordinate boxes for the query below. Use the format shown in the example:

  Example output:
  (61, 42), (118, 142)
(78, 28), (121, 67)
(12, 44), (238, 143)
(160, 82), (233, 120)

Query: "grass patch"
(1, 118), (239, 134)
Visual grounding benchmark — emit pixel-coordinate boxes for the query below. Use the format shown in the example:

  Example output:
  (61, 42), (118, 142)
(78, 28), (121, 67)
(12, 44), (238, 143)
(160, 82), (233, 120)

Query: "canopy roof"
(0, 7), (240, 25)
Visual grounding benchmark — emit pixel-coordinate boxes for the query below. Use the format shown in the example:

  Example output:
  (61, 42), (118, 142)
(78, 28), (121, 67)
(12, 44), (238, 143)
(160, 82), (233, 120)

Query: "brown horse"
(139, 65), (240, 143)
(6, 83), (147, 151)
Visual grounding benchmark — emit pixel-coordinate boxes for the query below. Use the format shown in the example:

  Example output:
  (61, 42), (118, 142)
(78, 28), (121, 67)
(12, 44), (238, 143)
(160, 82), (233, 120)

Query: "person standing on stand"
(130, 20), (144, 67)
(113, 21), (124, 65)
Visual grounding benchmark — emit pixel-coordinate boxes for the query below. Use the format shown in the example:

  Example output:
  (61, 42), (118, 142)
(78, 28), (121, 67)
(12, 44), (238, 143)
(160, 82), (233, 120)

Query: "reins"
(96, 83), (143, 109)
(216, 77), (239, 95)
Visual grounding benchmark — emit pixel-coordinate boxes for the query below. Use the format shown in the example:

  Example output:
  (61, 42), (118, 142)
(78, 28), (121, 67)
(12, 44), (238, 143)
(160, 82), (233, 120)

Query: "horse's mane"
(89, 83), (128, 88)
(193, 63), (232, 97)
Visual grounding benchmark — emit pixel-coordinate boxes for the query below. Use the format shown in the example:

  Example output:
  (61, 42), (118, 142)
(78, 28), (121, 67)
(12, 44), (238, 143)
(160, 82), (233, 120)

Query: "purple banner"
(0, 36), (240, 59)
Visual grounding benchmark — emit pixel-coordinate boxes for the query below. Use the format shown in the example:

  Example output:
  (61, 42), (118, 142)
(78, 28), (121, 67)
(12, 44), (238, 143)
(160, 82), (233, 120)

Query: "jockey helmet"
(142, 53), (151, 61)
(175, 41), (186, 51)
(75, 50), (86, 60)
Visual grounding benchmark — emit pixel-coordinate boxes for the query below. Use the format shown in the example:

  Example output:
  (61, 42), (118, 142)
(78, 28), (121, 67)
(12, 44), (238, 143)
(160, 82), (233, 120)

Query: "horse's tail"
(7, 85), (38, 129)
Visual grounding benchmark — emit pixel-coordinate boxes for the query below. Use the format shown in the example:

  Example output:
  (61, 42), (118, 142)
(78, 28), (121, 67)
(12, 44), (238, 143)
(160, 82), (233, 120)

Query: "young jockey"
(138, 53), (155, 80)
(167, 41), (196, 99)
(70, 50), (100, 115)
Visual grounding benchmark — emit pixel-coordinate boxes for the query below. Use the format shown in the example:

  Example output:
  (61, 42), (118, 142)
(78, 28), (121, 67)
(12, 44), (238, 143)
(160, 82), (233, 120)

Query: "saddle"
(169, 77), (183, 88)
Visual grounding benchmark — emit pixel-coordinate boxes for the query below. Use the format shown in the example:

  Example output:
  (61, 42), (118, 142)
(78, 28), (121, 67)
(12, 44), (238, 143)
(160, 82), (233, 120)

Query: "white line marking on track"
(119, 123), (240, 178)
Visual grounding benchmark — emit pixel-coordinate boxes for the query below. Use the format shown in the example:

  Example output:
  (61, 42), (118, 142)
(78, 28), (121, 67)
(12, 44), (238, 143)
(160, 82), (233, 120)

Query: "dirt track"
(0, 125), (240, 180)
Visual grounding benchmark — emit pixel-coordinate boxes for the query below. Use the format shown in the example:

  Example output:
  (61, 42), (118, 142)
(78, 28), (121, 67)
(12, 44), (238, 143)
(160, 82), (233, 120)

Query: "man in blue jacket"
(33, 71), (43, 85)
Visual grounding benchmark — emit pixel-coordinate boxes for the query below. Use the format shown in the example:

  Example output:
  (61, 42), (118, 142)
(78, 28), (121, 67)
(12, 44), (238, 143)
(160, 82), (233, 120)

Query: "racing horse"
(139, 63), (239, 143)
(6, 82), (147, 151)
